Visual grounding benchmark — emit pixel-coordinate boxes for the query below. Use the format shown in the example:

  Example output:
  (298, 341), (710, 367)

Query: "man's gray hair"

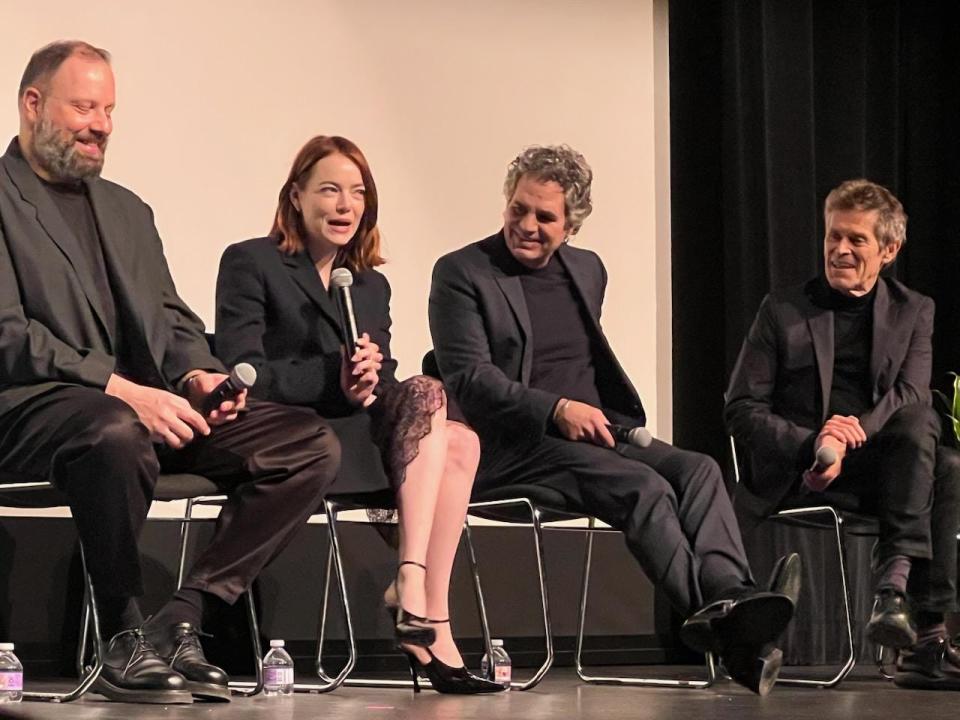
(19, 40), (111, 99)
(824, 179), (907, 250)
(503, 145), (593, 235)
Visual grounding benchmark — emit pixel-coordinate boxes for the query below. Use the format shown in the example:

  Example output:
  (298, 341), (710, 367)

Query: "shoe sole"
(726, 646), (783, 696)
(92, 678), (193, 704)
(186, 680), (232, 702)
(681, 594), (794, 655)
(867, 618), (917, 650)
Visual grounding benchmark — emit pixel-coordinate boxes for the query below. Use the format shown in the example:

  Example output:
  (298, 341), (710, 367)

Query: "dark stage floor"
(0, 667), (955, 720)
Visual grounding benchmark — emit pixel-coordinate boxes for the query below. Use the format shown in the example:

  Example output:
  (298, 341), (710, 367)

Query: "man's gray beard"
(31, 116), (107, 182)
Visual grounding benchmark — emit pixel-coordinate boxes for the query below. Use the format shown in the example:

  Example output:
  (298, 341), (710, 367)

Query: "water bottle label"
(0, 672), (22, 690)
(494, 665), (511, 684)
(264, 667), (294, 686)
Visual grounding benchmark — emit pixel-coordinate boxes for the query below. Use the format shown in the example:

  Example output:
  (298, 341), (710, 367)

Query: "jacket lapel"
(869, 279), (894, 400)
(282, 251), (343, 336)
(806, 304), (834, 423)
(85, 177), (155, 362)
(3, 145), (113, 344)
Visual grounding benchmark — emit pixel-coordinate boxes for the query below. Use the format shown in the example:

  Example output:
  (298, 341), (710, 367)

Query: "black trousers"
(0, 386), (340, 604)
(811, 403), (959, 613)
(476, 434), (754, 616)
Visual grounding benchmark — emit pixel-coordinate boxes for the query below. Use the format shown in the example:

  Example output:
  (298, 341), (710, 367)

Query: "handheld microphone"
(607, 425), (653, 448)
(808, 445), (838, 474)
(330, 268), (360, 351)
(201, 363), (257, 415)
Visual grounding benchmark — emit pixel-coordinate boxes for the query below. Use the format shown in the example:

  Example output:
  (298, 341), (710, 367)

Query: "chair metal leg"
(574, 518), (717, 688)
(227, 591), (265, 696)
(175, 499), (195, 589)
(464, 497), (555, 690)
(296, 498), (357, 691)
(463, 519), (495, 676)
(26, 542), (104, 702)
(774, 506), (857, 688)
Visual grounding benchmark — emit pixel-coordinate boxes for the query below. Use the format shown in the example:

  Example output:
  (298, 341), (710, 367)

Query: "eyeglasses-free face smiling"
(503, 174), (568, 270)
(823, 208), (900, 297)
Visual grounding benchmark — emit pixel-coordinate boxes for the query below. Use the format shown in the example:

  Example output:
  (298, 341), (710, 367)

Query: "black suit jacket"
(724, 276), (934, 525)
(0, 138), (221, 418)
(214, 236), (398, 417)
(214, 236), (399, 494)
(428, 232), (644, 449)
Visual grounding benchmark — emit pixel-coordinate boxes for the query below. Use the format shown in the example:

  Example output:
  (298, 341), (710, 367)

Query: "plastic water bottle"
(262, 639), (294, 696)
(0, 643), (23, 703)
(480, 639), (511, 689)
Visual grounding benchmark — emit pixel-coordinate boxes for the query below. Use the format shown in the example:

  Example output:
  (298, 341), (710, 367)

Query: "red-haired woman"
(215, 136), (501, 694)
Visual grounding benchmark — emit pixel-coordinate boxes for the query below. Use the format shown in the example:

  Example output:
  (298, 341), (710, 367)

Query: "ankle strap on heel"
(399, 560), (427, 571)
(425, 617), (450, 624)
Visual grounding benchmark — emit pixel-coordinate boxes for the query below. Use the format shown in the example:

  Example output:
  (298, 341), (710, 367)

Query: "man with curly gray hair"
(430, 144), (799, 696)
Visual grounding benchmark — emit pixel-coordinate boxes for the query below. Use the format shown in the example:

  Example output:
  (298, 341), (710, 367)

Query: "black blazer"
(215, 236), (400, 494)
(214, 236), (398, 417)
(724, 276), (934, 526)
(428, 232), (644, 449)
(0, 138), (221, 418)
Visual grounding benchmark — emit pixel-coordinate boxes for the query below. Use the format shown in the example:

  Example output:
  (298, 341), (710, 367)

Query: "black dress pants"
(812, 403), (958, 612)
(475, 434), (753, 616)
(0, 386), (340, 604)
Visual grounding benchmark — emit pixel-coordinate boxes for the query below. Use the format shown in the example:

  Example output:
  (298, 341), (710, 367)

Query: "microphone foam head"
(628, 427), (653, 448)
(231, 362), (258, 389)
(816, 445), (837, 467)
(330, 267), (354, 288)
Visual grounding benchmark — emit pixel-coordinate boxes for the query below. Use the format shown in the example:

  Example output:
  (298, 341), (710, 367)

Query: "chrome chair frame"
(468, 496), (717, 690)
(729, 437), (865, 688)
(0, 480), (105, 702)
(310, 496), (494, 692)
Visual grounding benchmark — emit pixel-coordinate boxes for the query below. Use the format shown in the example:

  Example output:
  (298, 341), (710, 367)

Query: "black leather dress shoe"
(92, 628), (192, 704)
(766, 552), (802, 606)
(895, 638), (960, 690)
(866, 590), (917, 649)
(149, 622), (231, 702)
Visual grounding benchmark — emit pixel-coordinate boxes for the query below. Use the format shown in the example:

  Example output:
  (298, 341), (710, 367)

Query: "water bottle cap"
(491, 639), (504, 647)
(269, 639), (285, 648)
(0, 643), (12, 651)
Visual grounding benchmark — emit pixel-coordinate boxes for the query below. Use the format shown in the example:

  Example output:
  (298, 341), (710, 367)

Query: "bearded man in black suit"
(429, 144), (799, 696)
(726, 179), (960, 690)
(0, 41), (340, 703)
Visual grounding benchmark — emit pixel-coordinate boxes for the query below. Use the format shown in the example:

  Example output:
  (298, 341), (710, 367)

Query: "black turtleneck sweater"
(514, 254), (604, 409)
(811, 278), (877, 417)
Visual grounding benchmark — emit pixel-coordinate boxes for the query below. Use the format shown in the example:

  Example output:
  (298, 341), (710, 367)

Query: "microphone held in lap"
(607, 425), (653, 448)
(808, 445), (838, 474)
(201, 363), (257, 415)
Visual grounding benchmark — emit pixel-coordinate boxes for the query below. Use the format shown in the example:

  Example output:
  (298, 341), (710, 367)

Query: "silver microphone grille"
(815, 445), (837, 467)
(330, 268), (354, 288)
(231, 363), (258, 388)
(627, 427), (653, 448)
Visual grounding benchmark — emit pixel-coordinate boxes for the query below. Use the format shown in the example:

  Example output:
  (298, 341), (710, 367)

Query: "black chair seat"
(471, 484), (584, 524)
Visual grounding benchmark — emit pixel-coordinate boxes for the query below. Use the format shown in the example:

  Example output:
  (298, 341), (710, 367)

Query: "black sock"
(150, 587), (206, 630)
(875, 555), (911, 595)
(99, 596), (144, 639)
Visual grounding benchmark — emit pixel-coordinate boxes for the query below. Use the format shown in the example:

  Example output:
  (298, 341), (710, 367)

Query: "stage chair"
(467, 484), (718, 690)
(0, 474), (265, 702)
(729, 437), (876, 688)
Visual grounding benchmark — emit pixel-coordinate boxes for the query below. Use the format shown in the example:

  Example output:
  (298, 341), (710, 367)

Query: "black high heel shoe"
(401, 642), (505, 694)
(392, 561), (436, 648)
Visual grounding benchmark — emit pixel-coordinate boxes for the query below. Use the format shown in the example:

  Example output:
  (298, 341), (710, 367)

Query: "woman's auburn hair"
(271, 135), (385, 273)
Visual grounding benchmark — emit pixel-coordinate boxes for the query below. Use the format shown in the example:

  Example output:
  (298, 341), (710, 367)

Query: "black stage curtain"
(669, 1), (960, 663)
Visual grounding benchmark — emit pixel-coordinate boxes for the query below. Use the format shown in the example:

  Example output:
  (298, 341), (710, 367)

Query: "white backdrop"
(1, 0), (672, 438)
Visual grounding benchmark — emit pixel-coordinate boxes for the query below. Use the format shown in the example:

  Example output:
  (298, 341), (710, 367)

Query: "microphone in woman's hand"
(331, 268), (360, 351)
